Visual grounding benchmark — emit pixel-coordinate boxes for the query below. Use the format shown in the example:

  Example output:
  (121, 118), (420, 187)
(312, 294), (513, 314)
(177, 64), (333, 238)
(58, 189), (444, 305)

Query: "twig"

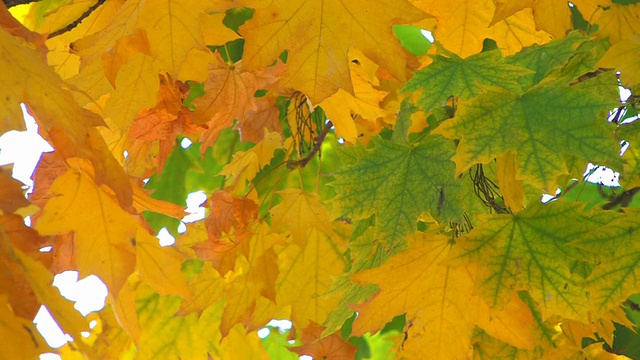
(3, 0), (40, 8)
(602, 187), (640, 210)
(287, 120), (333, 169)
(49, 0), (105, 38)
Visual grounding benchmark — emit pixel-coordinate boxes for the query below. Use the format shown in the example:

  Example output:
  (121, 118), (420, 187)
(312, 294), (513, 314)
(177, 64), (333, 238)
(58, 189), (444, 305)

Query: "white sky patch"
(583, 163), (620, 187)
(421, 29), (434, 43)
(0, 104), (53, 188)
(180, 137), (193, 149)
(157, 226), (176, 246)
(52, 271), (108, 316)
(33, 306), (72, 348)
(34, 272), (107, 350)
(257, 327), (270, 339)
(182, 190), (207, 223)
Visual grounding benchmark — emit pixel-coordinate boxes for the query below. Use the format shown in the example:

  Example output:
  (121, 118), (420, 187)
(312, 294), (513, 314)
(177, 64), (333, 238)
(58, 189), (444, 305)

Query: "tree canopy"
(1, 0), (640, 358)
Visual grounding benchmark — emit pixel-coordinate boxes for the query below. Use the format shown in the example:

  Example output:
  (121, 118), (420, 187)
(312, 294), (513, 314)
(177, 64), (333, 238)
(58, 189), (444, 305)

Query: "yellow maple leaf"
(598, 37), (640, 90)
(0, 296), (44, 358)
(269, 189), (333, 248)
(218, 131), (283, 191)
(101, 28), (152, 87)
(240, 0), (423, 102)
(135, 227), (190, 298)
(489, 8), (552, 56)
(201, 12), (240, 46)
(276, 226), (346, 328)
(595, 3), (640, 44)
(351, 233), (477, 359)
(0, 27), (103, 136)
(219, 323), (270, 359)
(35, 161), (136, 296)
(103, 53), (160, 134)
(496, 152), (525, 212)
(413, 0), (494, 57)
(475, 293), (535, 350)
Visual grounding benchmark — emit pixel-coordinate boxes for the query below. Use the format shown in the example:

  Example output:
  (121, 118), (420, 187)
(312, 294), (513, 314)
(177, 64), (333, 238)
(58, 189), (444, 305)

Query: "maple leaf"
(275, 224), (347, 328)
(4, 0), (640, 356)
(290, 322), (357, 359)
(446, 202), (621, 320)
(240, 0), (423, 102)
(434, 82), (619, 190)
(35, 160), (137, 296)
(193, 55), (283, 152)
(404, 50), (533, 114)
(598, 37), (640, 90)
(351, 233), (477, 359)
(333, 135), (482, 246)
(570, 209), (640, 318)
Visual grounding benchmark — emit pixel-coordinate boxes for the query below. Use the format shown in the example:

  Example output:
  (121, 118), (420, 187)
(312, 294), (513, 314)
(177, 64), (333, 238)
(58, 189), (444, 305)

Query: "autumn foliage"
(2, 0), (640, 358)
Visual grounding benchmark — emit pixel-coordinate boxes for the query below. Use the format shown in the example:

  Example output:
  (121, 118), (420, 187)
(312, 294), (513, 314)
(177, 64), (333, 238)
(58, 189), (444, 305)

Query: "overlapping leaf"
(351, 233), (477, 359)
(333, 135), (482, 246)
(240, 0), (423, 102)
(404, 50), (532, 114)
(434, 83), (619, 190)
(446, 202), (621, 320)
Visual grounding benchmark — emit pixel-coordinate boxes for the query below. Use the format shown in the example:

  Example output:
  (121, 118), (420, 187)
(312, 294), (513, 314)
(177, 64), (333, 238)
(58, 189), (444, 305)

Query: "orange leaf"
(290, 322), (357, 360)
(0, 166), (30, 214)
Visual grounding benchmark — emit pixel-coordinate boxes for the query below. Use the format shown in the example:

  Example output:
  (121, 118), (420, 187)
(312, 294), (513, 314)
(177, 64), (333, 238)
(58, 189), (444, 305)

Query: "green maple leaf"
(446, 201), (621, 320)
(505, 31), (589, 89)
(403, 50), (532, 114)
(332, 135), (482, 247)
(571, 209), (640, 318)
(434, 83), (619, 190)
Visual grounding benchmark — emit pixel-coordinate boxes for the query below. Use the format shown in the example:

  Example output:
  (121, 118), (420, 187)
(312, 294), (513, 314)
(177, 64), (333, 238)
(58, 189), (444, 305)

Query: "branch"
(287, 120), (333, 169)
(49, 0), (105, 38)
(602, 186), (640, 210)
(3, 0), (40, 8)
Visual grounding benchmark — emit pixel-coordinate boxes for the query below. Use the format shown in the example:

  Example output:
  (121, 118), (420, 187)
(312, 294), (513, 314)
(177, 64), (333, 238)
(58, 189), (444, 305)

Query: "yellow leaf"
(201, 12), (240, 46)
(595, 3), (640, 44)
(0, 296), (46, 359)
(241, 0), (423, 102)
(414, 0), (494, 57)
(219, 323), (270, 359)
(219, 132), (283, 190)
(490, 0), (534, 25)
(180, 261), (224, 314)
(136, 0), (211, 79)
(321, 89), (387, 143)
(136, 227), (190, 298)
(269, 189), (333, 248)
(0, 27), (103, 136)
(276, 227), (346, 328)
(351, 233), (477, 359)
(12, 247), (89, 343)
(598, 37), (640, 89)
(39, 0), (123, 79)
(35, 162), (136, 296)
(112, 275), (141, 343)
(101, 28), (152, 86)
(489, 8), (552, 56)
(528, 0), (572, 39)
(475, 293), (535, 350)
(496, 152), (525, 212)
(103, 53), (160, 134)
